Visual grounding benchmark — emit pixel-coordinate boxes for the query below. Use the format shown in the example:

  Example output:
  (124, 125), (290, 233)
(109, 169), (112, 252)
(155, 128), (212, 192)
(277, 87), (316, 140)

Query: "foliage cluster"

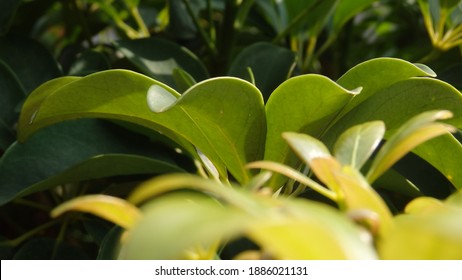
(1, 0), (462, 259)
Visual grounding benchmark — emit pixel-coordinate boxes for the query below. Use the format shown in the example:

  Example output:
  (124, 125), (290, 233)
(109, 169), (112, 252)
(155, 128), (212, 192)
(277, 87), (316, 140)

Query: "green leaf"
(333, 121), (385, 169)
(172, 68), (197, 93)
(51, 194), (141, 230)
(18, 71), (266, 183)
(121, 193), (250, 259)
(228, 42), (296, 100)
(336, 58), (436, 118)
(367, 110), (455, 183)
(378, 208), (462, 259)
(97, 226), (123, 260)
(331, 0), (377, 34)
(374, 169), (422, 198)
(248, 198), (377, 259)
(309, 158), (394, 235)
(115, 37), (209, 90)
(0, 34), (61, 94)
(279, 0), (338, 37)
(324, 78), (462, 188)
(282, 132), (331, 163)
(0, 61), (25, 149)
(0, 119), (186, 205)
(265, 74), (359, 185)
(0, 0), (21, 35)
(68, 50), (110, 76)
(412, 134), (462, 190)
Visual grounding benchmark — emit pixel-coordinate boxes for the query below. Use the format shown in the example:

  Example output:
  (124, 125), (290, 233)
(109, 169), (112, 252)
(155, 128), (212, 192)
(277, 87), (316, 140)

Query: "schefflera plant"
(51, 110), (462, 259)
(7, 57), (462, 206)
(10, 57), (462, 259)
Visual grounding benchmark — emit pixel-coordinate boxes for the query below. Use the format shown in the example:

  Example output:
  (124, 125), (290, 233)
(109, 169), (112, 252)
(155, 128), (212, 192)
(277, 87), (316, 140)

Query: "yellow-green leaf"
(51, 194), (141, 230)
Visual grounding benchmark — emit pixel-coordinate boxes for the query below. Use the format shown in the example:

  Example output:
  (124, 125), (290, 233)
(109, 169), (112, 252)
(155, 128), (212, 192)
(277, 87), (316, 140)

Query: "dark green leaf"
(12, 238), (89, 260)
(68, 50), (110, 76)
(115, 37), (209, 90)
(0, 0), (21, 35)
(228, 42), (296, 100)
(0, 119), (187, 205)
(0, 34), (61, 94)
(97, 226), (123, 260)
(0, 60), (25, 149)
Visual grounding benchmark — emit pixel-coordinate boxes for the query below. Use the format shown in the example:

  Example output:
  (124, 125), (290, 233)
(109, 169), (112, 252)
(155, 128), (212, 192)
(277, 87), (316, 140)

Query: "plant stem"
(130, 7), (150, 37)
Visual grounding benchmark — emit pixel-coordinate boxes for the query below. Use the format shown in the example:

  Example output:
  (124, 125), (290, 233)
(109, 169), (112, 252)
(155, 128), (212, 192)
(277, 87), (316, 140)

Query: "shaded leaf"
(115, 37), (208, 90)
(97, 226), (123, 260)
(0, 61), (25, 149)
(68, 50), (110, 76)
(0, 34), (61, 94)
(0, 119), (186, 205)
(0, 0), (21, 35)
(331, 0), (377, 34)
(228, 42), (296, 100)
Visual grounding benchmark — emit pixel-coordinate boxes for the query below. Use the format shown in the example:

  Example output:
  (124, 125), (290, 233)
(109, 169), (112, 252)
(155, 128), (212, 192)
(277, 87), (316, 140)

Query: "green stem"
(130, 7), (150, 37)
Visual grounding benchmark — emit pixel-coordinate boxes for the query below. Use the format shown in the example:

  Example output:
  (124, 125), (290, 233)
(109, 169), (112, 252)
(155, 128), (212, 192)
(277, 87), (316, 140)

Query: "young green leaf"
(366, 110), (455, 183)
(333, 121), (385, 169)
(51, 194), (142, 230)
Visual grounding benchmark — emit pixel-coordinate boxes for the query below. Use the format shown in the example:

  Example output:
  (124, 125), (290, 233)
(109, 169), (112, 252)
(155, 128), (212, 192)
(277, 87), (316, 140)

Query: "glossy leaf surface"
(265, 74), (359, 184)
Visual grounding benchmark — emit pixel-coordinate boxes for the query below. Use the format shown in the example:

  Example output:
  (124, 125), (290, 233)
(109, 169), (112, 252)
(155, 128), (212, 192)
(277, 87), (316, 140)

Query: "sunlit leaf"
(333, 121), (385, 169)
(51, 194), (141, 230)
(120, 193), (250, 259)
(18, 70), (266, 183)
(265, 75), (359, 186)
(366, 110), (455, 183)
(378, 208), (462, 259)
(248, 198), (377, 259)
